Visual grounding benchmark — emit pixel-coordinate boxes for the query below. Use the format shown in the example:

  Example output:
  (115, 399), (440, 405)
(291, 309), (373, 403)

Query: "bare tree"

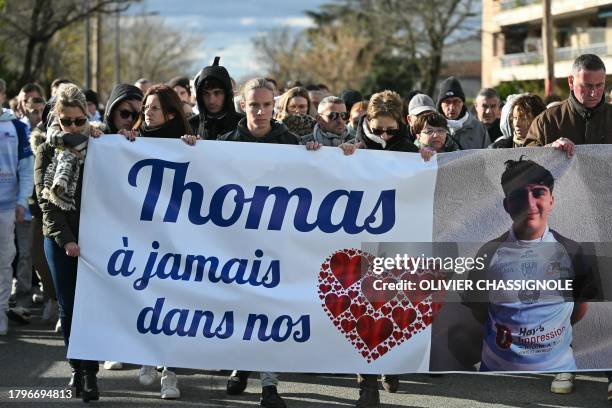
(117, 15), (203, 83)
(297, 0), (478, 95)
(0, 0), (135, 87)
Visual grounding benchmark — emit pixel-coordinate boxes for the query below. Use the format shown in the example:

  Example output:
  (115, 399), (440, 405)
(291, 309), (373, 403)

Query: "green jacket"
(34, 141), (83, 248)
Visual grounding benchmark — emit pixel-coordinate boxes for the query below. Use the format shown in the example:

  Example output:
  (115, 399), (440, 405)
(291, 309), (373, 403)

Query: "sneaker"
(55, 318), (62, 333)
(42, 299), (58, 322)
(226, 370), (250, 395)
(356, 387), (380, 408)
(551, 373), (575, 394)
(260, 385), (286, 408)
(0, 312), (8, 335)
(103, 361), (123, 370)
(160, 369), (180, 399)
(139, 365), (158, 386)
(381, 375), (399, 393)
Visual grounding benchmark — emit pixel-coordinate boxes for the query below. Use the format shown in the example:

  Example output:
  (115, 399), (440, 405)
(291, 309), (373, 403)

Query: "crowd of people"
(0, 52), (611, 407)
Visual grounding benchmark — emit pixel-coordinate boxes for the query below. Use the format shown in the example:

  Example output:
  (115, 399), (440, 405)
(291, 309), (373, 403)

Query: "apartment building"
(482, 0), (612, 87)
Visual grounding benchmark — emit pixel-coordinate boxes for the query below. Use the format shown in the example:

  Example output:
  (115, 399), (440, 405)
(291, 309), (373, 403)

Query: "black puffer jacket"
(189, 57), (243, 140)
(103, 84), (143, 134)
(218, 118), (298, 145)
(353, 116), (419, 152)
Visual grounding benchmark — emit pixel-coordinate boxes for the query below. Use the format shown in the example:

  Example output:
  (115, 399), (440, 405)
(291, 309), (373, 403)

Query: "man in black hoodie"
(218, 78), (295, 408)
(103, 84), (143, 134)
(190, 57), (243, 140)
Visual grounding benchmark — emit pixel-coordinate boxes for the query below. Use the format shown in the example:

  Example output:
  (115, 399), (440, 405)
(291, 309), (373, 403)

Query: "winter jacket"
(190, 58), (244, 140)
(34, 141), (83, 248)
(218, 118), (299, 145)
(448, 112), (489, 150)
(0, 109), (33, 212)
(103, 84), (143, 134)
(524, 92), (612, 146)
(485, 118), (503, 143)
(138, 117), (189, 139)
(353, 116), (419, 153)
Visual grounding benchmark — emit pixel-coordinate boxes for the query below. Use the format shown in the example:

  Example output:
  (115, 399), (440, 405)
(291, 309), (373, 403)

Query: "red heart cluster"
(318, 249), (443, 363)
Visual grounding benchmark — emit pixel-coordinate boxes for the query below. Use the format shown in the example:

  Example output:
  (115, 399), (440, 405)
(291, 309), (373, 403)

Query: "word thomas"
(128, 159), (396, 234)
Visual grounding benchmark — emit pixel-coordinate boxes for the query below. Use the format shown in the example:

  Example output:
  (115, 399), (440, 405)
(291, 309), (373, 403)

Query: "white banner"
(67, 136), (437, 374)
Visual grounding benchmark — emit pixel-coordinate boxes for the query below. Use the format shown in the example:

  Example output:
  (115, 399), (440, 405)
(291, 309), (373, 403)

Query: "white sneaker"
(42, 299), (58, 322)
(55, 318), (62, 333)
(551, 372), (575, 394)
(160, 369), (180, 399)
(0, 312), (8, 335)
(139, 365), (158, 386)
(103, 361), (123, 370)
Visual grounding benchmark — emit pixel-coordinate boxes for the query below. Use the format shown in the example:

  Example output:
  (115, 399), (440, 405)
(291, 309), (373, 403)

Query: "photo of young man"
(463, 157), (600, 372)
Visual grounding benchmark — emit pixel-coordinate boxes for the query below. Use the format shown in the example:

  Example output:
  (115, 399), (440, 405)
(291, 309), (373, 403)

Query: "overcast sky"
(126, 0), (330, 80)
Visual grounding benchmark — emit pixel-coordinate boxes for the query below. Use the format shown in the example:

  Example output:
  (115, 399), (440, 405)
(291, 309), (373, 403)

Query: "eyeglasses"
(59, 117), (87, 127)
(370, 127), (400, 137)
(421, 128), (448, 137)
(324, 111), (349, 121)
(118, 109), (139, 120)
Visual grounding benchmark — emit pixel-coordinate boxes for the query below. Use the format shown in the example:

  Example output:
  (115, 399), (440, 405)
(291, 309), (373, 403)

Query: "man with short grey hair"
(525, 53), (612, 153)
(474, 88), (502, 142)
(302, 95), (350, 148)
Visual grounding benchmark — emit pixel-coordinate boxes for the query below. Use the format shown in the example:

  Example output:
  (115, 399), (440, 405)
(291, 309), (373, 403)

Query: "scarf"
(42, 120), (89, 211)
(446, 111), (470, 135)
(362, 118), (386, 148)
(311, 123), (348, 147)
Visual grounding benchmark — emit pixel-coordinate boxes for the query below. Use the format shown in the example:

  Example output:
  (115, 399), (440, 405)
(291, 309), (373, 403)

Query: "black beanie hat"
(436, 76), (465, 108)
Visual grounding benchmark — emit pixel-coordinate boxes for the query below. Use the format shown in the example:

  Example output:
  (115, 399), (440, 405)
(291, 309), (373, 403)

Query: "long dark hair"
(133, 84), (192, 134)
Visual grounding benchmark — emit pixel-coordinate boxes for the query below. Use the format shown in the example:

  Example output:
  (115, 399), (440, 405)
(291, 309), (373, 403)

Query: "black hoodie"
(103, 84), (144, 134)
(190, 57), (244, 140)
(218, 118), (298, 145)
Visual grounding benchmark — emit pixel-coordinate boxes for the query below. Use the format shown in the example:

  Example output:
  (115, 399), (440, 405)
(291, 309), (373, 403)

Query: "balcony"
(501, 42), (612, 67)
(494, 0), (611, 27)
(494, 40), (612, 83)
(500, 0), (541, 11)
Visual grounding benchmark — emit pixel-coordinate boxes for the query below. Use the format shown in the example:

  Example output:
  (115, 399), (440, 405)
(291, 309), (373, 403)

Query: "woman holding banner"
(34, 83), (103, 402)
(123, 83), (196, 399)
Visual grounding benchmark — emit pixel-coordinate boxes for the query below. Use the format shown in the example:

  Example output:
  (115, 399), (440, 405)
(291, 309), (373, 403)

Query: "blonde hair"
(275, 86), (312, 120)
(53, 83), (87, 117)
(367, 90), (403, 123)
(241, 78), (275, 100)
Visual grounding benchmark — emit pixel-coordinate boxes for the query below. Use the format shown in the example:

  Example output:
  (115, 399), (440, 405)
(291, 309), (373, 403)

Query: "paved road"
(0, 305), (610, 407)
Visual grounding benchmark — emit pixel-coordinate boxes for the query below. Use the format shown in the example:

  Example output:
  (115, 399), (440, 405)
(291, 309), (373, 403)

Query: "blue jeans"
(44, 237), (97, 372)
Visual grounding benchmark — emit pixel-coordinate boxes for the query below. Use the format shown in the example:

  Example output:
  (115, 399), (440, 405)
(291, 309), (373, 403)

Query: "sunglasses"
(371, 127), (401, 137)
(59, 117), (87, 127)
(324, 111), (349, 121)
(118, 109), (139, 120)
